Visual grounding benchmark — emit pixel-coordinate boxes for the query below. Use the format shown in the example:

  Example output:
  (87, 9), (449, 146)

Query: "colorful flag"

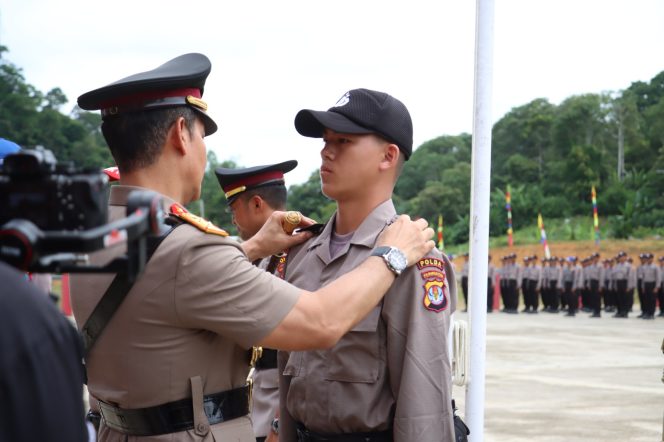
(437, 214), (444, 251)
(505, 185), (513, 247)
(591, 185), (600, 246)
(537, 213), (551, 258)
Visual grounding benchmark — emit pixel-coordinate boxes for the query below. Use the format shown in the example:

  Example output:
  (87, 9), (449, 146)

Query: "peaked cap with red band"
(77, 53), (218, 136)
(103, 166), (120, 181)
(215, 160), (297, 205)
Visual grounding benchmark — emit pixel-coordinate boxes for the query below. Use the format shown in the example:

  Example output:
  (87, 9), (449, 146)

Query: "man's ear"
(168, 117), (189, 156)
(250, 194), (264, 211)
(379, 143), (400, 171)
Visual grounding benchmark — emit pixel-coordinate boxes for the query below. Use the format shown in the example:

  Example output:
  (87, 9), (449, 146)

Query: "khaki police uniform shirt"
(251, 256), (281, 438)
(280, 200), (457, 442)
(70, 185), (301, 441)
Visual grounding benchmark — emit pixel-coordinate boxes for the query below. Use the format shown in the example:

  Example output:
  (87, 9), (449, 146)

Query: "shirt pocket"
(324, 306), (382, 383)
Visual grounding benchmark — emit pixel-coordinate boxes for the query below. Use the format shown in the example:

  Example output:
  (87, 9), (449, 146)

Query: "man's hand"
(241, 211), (316, 262)
(376, 215), (435, 266)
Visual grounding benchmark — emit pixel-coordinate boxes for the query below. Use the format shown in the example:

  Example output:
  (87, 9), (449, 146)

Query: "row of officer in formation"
(65, 52), (462, 442)
(458, 251), (663, 319)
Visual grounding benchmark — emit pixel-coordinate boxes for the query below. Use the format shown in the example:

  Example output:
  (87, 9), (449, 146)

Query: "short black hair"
(240, 185), (288, 211)
(101, 107), (198, 173)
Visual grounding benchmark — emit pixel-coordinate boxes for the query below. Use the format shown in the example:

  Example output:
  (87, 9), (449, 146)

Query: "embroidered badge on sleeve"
(418, 257), (449, 313)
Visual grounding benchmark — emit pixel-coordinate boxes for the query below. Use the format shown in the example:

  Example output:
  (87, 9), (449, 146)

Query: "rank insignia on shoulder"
(169, 203), (229, 237)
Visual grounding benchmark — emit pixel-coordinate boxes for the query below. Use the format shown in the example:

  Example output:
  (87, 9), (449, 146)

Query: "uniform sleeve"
(173, 228), (301, 348)
(383, 253), (456, 442)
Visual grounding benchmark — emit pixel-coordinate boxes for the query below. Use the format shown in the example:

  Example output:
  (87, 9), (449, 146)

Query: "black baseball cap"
(77, 53), (218, 136)
(294, 88), (413, 160)
(215, 160), (297, 205)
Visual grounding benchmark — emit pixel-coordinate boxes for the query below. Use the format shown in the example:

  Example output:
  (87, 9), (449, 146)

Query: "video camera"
(0, 149), (167, 280)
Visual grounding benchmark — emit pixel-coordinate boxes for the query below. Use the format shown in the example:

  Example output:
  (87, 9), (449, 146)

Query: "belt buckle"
(250, 346), (263, 368)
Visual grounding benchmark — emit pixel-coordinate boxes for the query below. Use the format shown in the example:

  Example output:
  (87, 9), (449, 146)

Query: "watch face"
(388, 248), (408, 272)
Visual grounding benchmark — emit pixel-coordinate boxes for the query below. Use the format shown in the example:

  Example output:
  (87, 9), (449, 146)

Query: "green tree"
(492, 98), (555, 187)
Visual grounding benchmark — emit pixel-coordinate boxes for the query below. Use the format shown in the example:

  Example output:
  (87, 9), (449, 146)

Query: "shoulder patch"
(169, 203), (229, 237)
(419, 256), (449, 313)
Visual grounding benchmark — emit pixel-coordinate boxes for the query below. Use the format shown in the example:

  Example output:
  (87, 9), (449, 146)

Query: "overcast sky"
(1, 0), (663, 185)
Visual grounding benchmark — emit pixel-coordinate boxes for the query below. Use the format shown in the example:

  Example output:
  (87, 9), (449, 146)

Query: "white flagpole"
(466, 0), (495, 440)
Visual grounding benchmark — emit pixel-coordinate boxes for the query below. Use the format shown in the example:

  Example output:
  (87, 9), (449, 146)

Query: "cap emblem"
(333, 92), (350, 108)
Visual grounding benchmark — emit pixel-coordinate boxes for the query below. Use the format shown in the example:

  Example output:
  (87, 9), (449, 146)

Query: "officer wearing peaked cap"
(70, 54), (435, 442)
(216, 160), (298, 240)
(216, 160), (298, 442)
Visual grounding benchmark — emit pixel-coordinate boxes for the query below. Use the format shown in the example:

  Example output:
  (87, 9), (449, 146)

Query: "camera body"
(0, 149), (108, 231)
(0, 149), (165, 275)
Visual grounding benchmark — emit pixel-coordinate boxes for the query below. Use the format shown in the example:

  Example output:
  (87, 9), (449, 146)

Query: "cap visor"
(195, 109), (218, 136)
(295, 109), (370, 138)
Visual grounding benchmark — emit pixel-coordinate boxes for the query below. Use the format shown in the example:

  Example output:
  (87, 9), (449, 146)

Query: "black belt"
(256, 348), (277, 370)
(296, 423), (392, 442)
(99, 385), (249, 436)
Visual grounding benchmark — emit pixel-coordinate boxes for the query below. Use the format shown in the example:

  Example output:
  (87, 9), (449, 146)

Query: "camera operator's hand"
(241, 211), (315, 262)
(376, 215), (435, 266)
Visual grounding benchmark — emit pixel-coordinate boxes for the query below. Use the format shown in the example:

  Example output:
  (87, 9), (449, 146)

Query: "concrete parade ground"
(451, 309), (663, 442)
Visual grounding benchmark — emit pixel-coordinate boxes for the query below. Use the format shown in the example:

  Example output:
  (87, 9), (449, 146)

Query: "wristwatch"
(371, 246), (408, 276)
(271, 417), (279, 435)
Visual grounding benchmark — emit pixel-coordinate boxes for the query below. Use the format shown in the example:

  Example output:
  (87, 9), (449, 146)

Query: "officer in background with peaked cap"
(70, 55), (435, 442)
(216, 160), (298, 441)
(216, 160), (297, 240)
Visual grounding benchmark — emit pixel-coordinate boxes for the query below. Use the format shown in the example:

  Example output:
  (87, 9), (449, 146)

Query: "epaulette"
(169, 203), (228, 237)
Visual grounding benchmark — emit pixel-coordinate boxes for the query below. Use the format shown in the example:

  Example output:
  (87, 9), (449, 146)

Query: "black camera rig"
(0, 149), (167, 281)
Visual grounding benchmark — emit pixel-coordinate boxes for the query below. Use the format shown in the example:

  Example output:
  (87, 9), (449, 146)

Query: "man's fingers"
(414, 217), (429, 229)
(298, 214), (316, 227)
